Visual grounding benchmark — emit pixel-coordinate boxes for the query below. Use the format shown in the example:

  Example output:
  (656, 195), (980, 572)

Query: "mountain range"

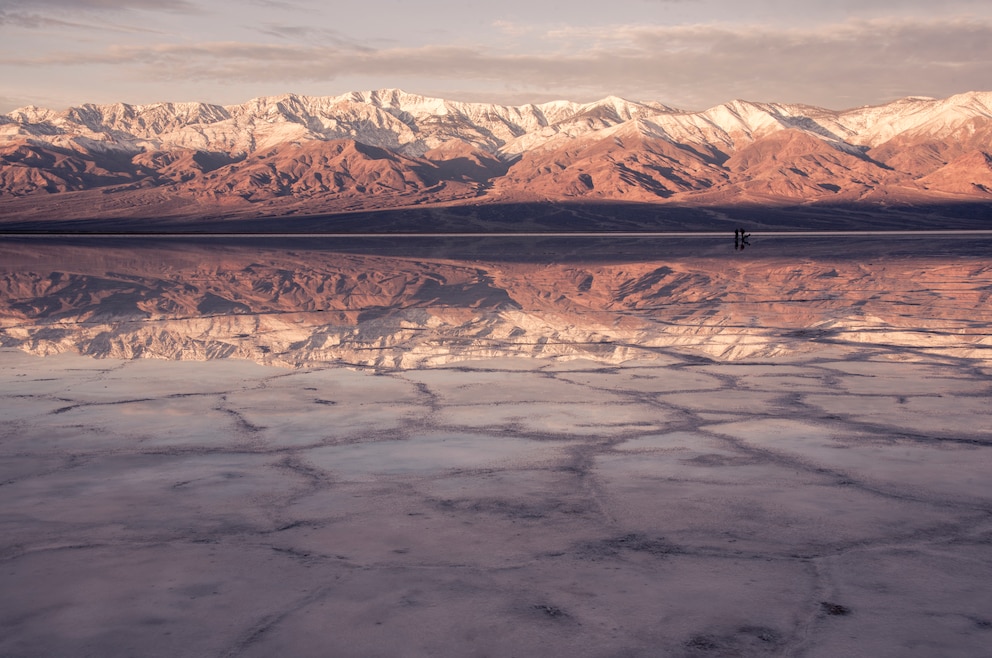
(1, 89), (991, 222)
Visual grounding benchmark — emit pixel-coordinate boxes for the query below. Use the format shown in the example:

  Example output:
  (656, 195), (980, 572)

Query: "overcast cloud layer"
(1, 0), (990, 112)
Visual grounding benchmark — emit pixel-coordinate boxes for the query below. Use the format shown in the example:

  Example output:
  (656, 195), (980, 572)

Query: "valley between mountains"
(1, 89), (991, 224)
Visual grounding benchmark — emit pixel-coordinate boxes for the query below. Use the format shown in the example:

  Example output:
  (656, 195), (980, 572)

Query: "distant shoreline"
(4, 230), (992, 238)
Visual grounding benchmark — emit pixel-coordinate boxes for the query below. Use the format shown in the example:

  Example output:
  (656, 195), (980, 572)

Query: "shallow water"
(1, 235), (991, 657)
(2, 234), (991, 367)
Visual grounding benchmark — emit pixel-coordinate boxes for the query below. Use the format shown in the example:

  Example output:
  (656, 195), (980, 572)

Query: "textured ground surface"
(1, 236), (991, 657)
(2, 347), (991, 657)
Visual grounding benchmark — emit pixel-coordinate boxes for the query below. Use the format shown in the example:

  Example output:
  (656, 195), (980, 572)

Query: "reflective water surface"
(2, 234), (990, 367)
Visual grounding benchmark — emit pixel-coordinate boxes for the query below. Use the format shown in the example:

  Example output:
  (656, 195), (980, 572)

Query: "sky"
(1, 0), (990, 113)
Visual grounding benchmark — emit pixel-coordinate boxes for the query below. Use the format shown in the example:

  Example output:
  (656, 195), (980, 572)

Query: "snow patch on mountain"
(4, 89), (990, 164)
(3, 89), (992, 211)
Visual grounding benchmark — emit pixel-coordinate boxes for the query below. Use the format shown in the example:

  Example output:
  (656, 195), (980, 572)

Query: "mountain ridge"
(2, 89), (991, 221)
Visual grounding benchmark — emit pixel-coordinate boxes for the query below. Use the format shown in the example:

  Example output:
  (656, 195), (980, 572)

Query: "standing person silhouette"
(737, 228), (751, 250)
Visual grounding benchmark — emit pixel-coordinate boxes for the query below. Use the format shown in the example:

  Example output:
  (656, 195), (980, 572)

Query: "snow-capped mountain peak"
(2, 89), (991, 214)
(6, 89), (992, 159)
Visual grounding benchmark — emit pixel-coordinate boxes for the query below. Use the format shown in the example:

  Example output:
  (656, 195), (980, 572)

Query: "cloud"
(0, 0), (196, 29)
(3, 17), (991, 108)
(246, 0), (307, 9)
(0, 0), (196, 40)
(256, 24), (373, 51)
(0, 10), (163, 33)
(491, 20), (534, 37)
(0, 0), (194, 11)
(0, 12), (97, 29)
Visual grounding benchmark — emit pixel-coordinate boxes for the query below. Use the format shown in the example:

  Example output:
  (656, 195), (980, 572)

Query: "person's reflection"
(734, 228), (751, 251)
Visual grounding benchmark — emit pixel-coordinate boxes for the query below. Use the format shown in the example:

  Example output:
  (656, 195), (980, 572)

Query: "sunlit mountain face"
(2, 235), (990, 368)
(1, 90), (991, 224)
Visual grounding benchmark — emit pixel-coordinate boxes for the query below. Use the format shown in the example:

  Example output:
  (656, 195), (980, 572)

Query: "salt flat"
(1, 344), (990, 657)
(0, 236), (990, 656)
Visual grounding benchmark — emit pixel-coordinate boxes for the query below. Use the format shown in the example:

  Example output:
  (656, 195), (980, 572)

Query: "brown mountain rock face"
(0, 141), (138, 194)
(495, 129), (728, 202)
(2, 91), (992, 221)
(720, 130), (896, 201)
(916, 150), (992, 196)
(131, 149), (237, 184)
(422, 140), (509, 185)
(867, 116), (992, 178)
(188, 140), (436, 202)
(172, 139), (509, 207)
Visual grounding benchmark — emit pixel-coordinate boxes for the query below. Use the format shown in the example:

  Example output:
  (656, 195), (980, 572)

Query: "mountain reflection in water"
(1, 236), (991, 368)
